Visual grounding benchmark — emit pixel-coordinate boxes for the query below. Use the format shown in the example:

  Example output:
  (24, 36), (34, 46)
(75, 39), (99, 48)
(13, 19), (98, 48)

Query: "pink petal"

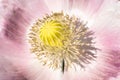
(16, 59), (62, 80)
(63, 1), (120, 80)
(0, 0), (49, 43)
(44, 0), (63, 12)
(0, 56), (28, 80)
(0, 0), (120, 80)
(68, 0), (104, 15)
(65, 0), (118, 24)
(91, 0), (120, 50)
(0, 1), (50, 79)
(63, 50), (120, 80)
(0, 37), (59, 80)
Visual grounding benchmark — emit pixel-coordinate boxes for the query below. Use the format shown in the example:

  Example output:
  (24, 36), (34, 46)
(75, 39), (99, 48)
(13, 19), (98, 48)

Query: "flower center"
(28, 12), (97, 71)
(39, 20), (70, 48)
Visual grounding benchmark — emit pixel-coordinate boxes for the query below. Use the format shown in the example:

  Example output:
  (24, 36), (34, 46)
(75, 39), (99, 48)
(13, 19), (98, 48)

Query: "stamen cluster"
(29, 12), (97, 71)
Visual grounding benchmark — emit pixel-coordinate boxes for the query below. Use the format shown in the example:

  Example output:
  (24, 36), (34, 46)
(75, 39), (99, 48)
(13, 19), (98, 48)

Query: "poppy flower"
(0, 0), (120, 80)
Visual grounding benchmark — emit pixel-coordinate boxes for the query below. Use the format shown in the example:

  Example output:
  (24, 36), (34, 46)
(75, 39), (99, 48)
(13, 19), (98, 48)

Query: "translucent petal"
(44, 0), (67, 12)
(63, 1), (120, 80)
(0, 56), (28, 80)
(0, 0), (49, 43)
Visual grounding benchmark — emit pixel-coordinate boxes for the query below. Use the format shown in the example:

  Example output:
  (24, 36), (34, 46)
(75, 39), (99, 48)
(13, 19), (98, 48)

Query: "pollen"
(28, 12), (97, 71)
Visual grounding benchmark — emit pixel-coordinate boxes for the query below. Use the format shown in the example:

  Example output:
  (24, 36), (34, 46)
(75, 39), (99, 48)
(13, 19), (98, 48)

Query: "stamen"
(28, 12), (97, 71)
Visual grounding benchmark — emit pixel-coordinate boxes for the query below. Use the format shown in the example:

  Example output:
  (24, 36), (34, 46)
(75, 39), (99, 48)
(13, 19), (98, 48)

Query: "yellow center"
(39, 20), (69, 48)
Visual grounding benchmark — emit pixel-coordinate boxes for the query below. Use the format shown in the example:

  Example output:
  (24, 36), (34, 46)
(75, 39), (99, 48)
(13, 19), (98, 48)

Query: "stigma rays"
(28, 12), (97, 71)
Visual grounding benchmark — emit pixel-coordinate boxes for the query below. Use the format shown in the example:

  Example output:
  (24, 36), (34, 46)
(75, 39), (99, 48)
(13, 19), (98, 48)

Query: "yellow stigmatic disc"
(39, 20), (69, 48)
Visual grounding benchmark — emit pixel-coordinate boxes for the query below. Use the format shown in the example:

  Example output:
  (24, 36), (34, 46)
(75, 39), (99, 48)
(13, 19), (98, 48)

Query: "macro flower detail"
(29, 12), (97, 71)
(0, 0), (120, 80)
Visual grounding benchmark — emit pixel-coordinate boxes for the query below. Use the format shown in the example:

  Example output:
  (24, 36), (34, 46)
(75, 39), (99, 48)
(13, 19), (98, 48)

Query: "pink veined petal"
(44, 0), (72, 13)
(66, 0), (118, 24)
(91, 0), (120, 50)
(44, 0), (63, 12)
(92, 1), (120, 79)
(63, 1), (120, 80)
(15, 58), (62, 80)
(0, 56), (28, 80)
(0, 0), (50, 80)
(63, 50), (120, 80)
(0, 37), (60, 80)
(68, 0), (104, 15)
(63, 0), (112, 27)
(0, 0), (120, 80)
(0, 0), (49, 43)
(45, 0), (104, 14)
